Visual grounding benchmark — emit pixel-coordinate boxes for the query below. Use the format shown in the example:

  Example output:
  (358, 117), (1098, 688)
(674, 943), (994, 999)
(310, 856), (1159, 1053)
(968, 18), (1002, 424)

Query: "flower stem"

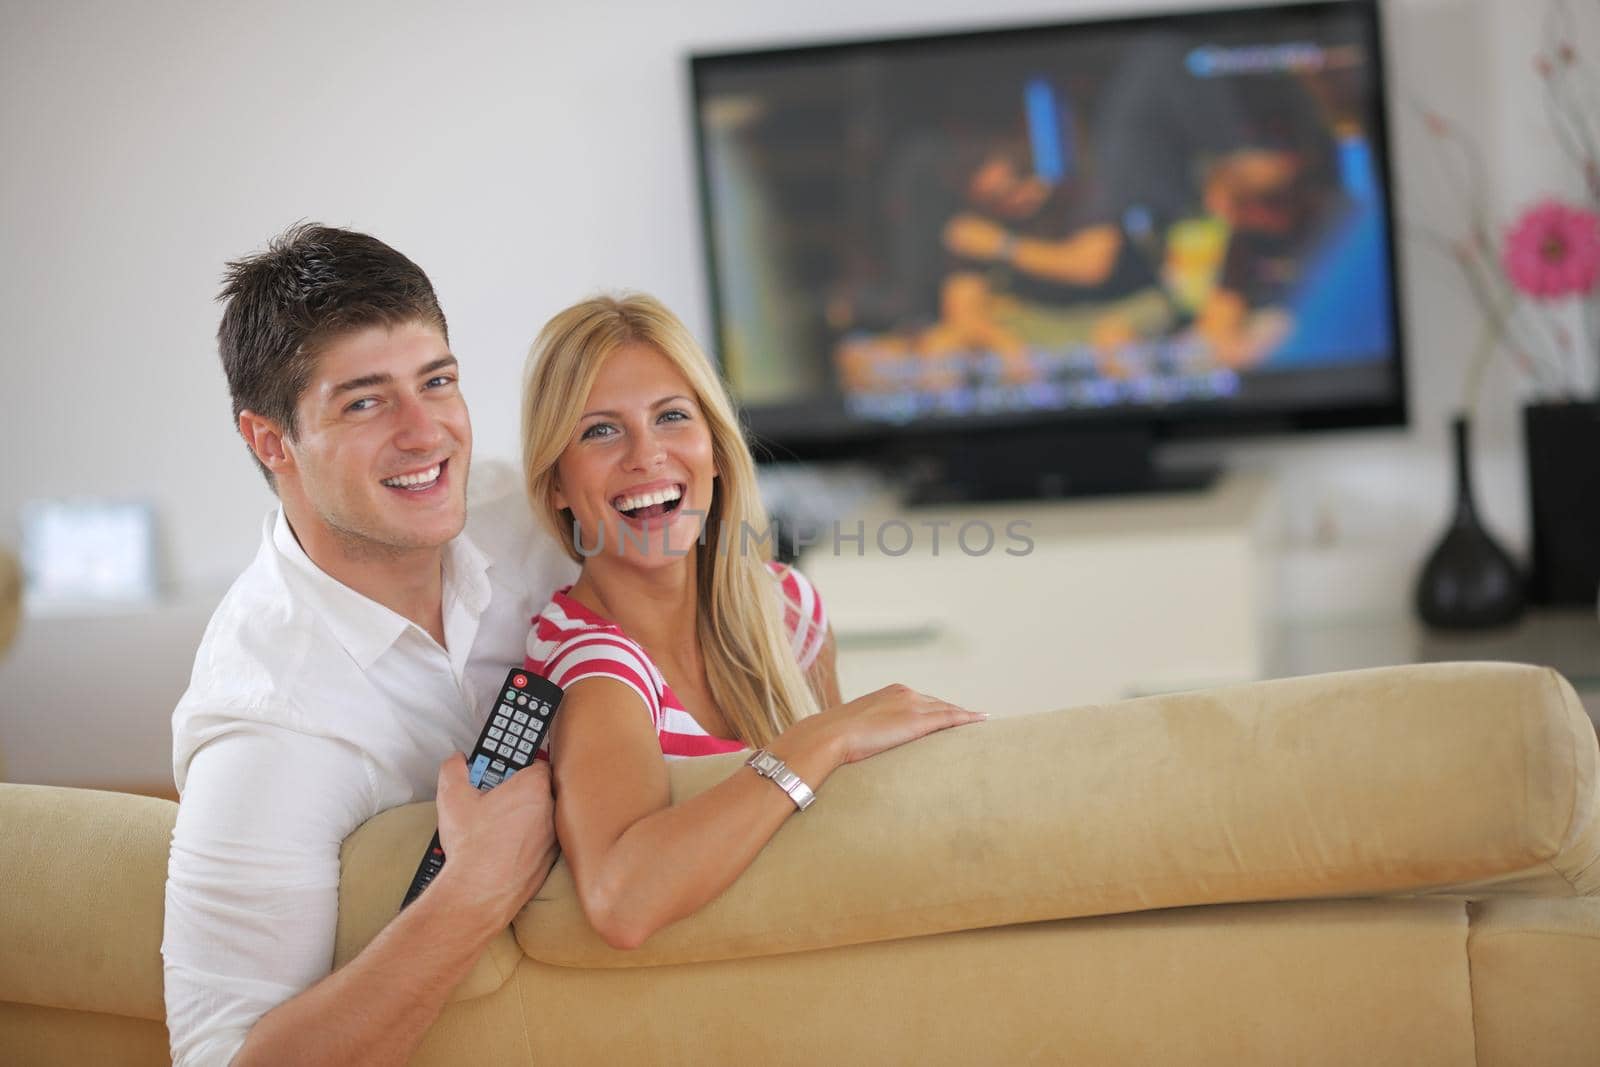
(1464, 288), (1516, 410)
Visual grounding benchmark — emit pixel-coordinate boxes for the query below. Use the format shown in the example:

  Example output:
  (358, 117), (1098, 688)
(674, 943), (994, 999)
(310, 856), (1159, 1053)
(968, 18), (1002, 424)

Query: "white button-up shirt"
(162, 490), (576, 1067)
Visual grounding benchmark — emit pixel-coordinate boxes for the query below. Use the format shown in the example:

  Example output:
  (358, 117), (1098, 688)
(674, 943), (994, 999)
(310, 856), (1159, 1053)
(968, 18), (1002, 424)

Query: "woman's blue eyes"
(580, 409), (691, 440)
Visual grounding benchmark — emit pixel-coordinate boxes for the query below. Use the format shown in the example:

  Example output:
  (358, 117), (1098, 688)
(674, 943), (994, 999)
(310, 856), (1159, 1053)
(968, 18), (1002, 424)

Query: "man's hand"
(433, 754), (559, 931)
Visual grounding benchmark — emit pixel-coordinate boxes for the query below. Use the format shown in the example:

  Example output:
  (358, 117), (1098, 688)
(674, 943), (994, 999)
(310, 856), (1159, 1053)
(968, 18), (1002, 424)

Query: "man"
(162, 224), (577, 1066)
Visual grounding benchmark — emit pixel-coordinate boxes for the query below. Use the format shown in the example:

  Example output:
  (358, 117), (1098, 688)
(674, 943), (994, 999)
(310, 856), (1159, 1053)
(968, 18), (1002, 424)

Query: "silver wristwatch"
(745, 748), (816, 811)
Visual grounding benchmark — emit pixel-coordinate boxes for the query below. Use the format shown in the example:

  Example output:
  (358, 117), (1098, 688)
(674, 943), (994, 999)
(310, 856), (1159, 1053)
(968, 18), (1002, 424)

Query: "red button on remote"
(513, 673), (528, 688)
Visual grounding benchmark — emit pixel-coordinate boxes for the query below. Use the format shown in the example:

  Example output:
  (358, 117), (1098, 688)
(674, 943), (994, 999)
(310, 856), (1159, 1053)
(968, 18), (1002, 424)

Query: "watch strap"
(745, 748), (816, 811)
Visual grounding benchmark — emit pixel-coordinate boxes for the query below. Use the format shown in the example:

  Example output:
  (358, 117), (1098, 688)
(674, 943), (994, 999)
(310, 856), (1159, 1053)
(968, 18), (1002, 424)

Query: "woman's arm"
(551, 677), (978, 951)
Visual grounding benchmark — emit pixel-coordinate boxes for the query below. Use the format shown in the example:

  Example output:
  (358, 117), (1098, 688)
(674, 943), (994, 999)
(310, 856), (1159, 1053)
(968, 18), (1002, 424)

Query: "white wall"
(0, 0), (1552, 616)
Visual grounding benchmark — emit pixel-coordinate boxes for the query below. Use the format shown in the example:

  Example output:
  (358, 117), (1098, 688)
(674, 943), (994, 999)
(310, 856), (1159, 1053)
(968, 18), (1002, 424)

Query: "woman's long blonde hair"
(521, 293), (821, 746)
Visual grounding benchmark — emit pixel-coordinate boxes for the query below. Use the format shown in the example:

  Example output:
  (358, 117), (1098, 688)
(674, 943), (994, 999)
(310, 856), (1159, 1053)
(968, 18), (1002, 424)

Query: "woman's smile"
(613, 481), (687, 532)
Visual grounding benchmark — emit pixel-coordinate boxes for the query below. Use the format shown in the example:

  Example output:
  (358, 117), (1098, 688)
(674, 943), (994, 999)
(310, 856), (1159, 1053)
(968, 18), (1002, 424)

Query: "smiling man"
(162, 224), (576, 1066)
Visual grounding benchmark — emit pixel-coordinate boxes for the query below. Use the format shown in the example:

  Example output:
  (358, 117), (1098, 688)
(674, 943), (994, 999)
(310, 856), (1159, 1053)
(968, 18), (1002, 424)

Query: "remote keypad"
(401, 668), (564, 908)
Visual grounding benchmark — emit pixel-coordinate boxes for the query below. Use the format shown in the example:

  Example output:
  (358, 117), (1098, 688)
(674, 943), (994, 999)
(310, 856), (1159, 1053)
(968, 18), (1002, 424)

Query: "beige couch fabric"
(1467, 896), (1600, 1067)
(0, 1003), (169, 1067)
(501, 897), (1481, 1066)
(0, 784), (171, 1021)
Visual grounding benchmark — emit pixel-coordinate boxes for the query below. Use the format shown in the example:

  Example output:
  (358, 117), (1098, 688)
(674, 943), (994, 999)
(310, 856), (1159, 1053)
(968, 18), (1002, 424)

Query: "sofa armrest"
(0, 783), (173, 1020)
(335, 800), (522, 1001)
(506, 662), (1598, 968)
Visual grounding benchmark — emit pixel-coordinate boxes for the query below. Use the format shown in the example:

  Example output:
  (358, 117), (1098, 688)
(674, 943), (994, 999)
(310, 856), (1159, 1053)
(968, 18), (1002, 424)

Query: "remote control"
(401, 667), (564, 909)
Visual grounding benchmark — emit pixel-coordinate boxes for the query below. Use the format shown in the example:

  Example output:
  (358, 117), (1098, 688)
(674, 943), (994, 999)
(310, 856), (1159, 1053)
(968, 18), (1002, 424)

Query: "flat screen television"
(690, 0), (1406, 501)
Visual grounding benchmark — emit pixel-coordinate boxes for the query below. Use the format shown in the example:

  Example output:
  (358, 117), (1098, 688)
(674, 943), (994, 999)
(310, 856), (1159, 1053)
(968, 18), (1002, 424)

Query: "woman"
(520, 293), (983, 950)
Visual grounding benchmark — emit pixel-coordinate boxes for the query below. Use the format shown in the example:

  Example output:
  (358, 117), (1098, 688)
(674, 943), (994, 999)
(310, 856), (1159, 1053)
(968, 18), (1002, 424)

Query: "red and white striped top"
(524, 562), (828, 760)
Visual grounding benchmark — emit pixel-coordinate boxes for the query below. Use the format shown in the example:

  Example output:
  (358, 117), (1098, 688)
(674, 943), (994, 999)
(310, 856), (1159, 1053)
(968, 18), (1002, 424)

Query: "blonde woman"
(520, 293), (983, 950)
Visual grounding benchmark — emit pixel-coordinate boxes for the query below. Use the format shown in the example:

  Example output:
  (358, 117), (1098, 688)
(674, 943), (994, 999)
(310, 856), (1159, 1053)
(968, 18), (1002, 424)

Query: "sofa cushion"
(496, 662), (1598, 967)
(491, 898), (1480, 1066)
(1467, 896), (1600, 1067)
(0, 1002), (171, 1067)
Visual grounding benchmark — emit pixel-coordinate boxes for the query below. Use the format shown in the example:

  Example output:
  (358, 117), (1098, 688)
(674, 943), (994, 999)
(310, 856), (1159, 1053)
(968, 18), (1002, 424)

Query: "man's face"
(279, 319), (471, 558)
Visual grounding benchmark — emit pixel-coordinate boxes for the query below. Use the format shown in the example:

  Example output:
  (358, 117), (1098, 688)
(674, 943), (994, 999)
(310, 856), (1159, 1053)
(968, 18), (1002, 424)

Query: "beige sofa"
(3, 662), (1598, 1065)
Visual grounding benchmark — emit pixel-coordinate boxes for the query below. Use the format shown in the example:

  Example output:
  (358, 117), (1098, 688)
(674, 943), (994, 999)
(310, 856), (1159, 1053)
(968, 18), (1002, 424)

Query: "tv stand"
(902, 425), (1218, 507)
(798, 471), (1278, 715)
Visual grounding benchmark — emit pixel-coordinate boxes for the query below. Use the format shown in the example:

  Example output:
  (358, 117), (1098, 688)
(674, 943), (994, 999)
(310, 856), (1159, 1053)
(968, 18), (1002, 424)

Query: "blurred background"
(1, 0), (1595, 797)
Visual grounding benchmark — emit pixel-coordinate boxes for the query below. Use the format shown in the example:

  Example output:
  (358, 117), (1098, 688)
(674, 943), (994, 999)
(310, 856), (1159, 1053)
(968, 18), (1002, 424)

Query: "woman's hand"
(776, 684), (985, 772)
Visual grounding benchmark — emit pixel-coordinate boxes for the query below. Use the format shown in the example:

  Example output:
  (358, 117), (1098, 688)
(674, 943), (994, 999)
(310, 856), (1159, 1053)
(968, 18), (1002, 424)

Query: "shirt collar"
(269, 508), (491, 671)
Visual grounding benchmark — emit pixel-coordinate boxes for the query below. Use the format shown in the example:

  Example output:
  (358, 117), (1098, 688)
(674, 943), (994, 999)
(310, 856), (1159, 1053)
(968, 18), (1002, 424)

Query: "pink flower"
(1501, 199), (1600, 299)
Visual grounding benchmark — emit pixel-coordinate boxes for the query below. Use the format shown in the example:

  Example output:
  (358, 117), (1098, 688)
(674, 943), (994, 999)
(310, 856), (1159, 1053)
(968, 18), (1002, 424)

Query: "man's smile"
(381, 458), (449, 492)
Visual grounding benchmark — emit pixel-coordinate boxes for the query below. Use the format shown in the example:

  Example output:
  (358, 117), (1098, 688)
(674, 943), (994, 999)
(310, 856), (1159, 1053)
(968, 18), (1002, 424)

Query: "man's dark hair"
(217, 223), (449, 485)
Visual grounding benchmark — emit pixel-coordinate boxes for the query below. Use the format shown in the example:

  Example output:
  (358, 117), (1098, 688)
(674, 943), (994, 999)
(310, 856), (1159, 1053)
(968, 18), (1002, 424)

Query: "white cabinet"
(800, 473), (1278, 716)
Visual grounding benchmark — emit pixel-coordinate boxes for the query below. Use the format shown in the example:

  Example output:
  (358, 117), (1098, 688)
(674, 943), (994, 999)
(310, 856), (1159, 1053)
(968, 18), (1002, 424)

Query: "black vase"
(1415, 416), (1525, 629)
(1523, 400), (1600, 605)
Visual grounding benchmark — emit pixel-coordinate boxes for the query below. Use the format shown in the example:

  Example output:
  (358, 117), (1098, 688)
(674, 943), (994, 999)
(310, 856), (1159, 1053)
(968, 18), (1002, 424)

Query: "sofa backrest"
(480, 662), (1597, 969)
(0, 783), (174, 1020)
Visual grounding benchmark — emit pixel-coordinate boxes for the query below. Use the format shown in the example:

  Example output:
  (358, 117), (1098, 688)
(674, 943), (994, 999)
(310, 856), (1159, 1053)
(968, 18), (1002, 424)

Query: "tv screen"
(691, 0), (1406, 462)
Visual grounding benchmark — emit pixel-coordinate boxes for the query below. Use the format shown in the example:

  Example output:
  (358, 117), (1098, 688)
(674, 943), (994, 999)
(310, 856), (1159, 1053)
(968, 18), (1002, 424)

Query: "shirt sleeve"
(769, 563), (829, 672)
(531, 633), (663, 731)
(162, 721), (376, 1067)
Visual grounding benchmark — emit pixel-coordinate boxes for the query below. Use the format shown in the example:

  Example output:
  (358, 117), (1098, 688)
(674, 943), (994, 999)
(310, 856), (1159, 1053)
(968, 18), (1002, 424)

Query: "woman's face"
(553, 341), (717, 567)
